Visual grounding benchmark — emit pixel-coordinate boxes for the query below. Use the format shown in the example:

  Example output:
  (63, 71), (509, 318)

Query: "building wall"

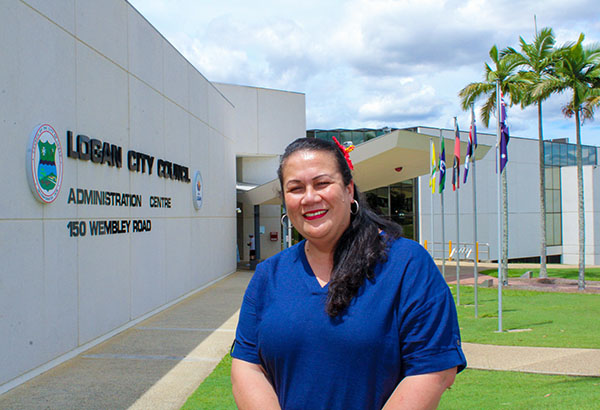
(1, 0), (237, 390)
(561, 165), (600, 265)
(214, 83), (306, 260)
(418, 127), (600, 264)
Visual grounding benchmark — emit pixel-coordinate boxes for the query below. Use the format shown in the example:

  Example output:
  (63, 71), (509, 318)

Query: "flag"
(452, 118), (460, 191)
(464, 108), (476, 184)
(429, 141), (437, 194)
(500, 93), (510, 173)
(439, 139), (446, 193)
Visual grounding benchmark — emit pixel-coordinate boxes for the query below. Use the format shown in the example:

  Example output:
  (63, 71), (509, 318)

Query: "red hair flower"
(332, 137), (355, 171)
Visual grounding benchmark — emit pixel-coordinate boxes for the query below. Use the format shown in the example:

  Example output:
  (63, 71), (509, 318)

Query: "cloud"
(129, 0), (600, 146)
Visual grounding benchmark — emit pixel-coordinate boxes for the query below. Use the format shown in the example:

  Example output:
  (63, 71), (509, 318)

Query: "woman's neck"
(305, 240), (334, 287)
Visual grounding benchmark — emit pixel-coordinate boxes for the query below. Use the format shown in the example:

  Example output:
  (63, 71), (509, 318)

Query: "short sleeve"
(397, 246), (467, 376)
(231, 269), (264, 364)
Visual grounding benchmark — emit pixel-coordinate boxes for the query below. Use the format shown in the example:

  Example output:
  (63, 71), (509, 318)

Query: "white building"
(1, 0), (303, 393)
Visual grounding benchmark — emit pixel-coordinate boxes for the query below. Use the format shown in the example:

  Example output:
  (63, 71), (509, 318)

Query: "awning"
(239, 128), (491, 205)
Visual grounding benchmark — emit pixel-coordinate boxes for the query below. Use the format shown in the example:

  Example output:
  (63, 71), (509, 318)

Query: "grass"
(451, 285), (600, 348)
(181, 356), (600, 410)
(479, 267), (600, 281)
(181, 287), (600, 408)
(439, 369), (600, 409)
(181, 354), (237, 410)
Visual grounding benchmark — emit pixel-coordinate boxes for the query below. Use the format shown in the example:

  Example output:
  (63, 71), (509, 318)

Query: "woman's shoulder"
(245, 241), (306, 300)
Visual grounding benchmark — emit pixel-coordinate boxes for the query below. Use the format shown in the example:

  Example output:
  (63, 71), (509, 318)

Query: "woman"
(231, 137), (466, 409)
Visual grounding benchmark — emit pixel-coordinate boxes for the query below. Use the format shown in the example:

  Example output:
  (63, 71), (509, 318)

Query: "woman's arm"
(381, 367), (457, 410)
(231, 358), (281, 410)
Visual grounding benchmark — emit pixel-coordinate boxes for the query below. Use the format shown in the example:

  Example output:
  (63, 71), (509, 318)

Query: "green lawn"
(452, 285), (600, 348)
(181, 287), (600, 409)
(181, 354), (237, 410)
(440, 369), (600, 409)
(181, 357), (600, 410)
(479, 267), (600, 281)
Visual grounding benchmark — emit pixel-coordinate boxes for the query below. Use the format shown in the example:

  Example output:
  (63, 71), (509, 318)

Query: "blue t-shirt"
(232, 237), (466, 410)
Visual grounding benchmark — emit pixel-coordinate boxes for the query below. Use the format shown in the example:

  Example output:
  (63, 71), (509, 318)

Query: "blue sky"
(128, 0), (600, 146)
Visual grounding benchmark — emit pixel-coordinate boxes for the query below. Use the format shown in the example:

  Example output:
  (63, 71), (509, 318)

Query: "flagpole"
(454, 117), (460, 306)
(496, 80), (503, 332)
(430, 138), (435, 259)
(439, 129), (446, 280)
(471, 103), (479, 318)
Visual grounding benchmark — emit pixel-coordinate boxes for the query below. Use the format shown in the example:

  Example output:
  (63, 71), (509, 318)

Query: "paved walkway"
(1, 269), (599, 409)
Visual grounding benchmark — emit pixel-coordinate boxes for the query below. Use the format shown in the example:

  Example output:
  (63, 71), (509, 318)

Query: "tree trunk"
(502, 169), (508, 285)
(575, 110), (586, 290)
(538, 102), (548, 278)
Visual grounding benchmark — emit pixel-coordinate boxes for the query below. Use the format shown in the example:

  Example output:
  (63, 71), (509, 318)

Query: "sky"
(128, 0), (600, 146)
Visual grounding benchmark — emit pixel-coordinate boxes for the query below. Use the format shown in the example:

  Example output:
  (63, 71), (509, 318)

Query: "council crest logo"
(192, 170), (203, 210)
(26, 124), (63, 203)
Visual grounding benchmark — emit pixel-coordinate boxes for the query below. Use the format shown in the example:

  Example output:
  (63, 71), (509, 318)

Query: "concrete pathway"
(1, 269), (599, 410)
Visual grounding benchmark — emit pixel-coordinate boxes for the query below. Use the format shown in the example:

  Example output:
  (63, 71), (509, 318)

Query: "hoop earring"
(350, 200), (359, 215)
(281, 213), (291, 227)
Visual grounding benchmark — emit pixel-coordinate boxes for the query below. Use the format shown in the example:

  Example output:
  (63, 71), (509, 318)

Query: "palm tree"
(459, 45), (523, 283)
(534, 33), (600, 290)
(504, 27), (558, 278)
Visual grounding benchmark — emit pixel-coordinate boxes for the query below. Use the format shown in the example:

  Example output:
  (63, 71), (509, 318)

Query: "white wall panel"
(127, 6), (163, 92)
(188, 67), (209, 124)
(24, 0), (75, 33)
(41, 219), (79, 357)
(130, 221), (166, 319)
(77, 233), (131, 344)
(0, 2), (76, 220)
(214, 83), (259, 155)
(165, 219), (192, 301)
(75, 0), (128, 68)
(0, 221), (45, 386)
(257, 88), (306, 155)
(163, 100), (192, 217)
(163, 43), (190, 110)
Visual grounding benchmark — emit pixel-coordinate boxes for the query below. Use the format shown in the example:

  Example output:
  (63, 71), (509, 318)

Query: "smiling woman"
(231, 137), (466, 410)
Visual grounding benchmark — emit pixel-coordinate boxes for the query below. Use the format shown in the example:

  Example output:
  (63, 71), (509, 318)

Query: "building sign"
(193, 170), (203, 210)
(26, 124), (202, 239)
(26, 124), (64, 203)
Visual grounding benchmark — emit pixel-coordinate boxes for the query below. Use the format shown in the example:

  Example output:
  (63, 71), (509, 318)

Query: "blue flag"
(439, 139), (446, 193)
(500, 94), (509, 173)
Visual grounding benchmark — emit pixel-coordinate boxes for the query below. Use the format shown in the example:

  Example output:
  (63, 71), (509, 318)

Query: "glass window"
(546, 213), (554, 245)
(554, 213), (562, 245)
(366, 187), (389, 217)
(567, 145), (576, 166)
(340, 131), (352, 144)
(552, 167), (560, 189)
(545, 167), (553, 186)
(545, 190), (553, 213)
(582, 146), (598, 166)
(365, 131), (376, 142)
(544, 142), (553, 166)
(553, 190), (561, 214)
(552, 143), (561, 166)
(352, 131), (365, 145)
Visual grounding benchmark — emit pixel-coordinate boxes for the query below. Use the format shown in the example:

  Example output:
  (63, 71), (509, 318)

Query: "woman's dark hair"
(277, 137), (402, 317)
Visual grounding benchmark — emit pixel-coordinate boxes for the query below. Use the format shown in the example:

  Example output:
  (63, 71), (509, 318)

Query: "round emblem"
(26, 124), (63, 203)
(192, 170), (203, 210)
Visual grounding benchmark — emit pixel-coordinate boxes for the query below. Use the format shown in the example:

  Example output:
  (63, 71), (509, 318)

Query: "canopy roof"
(240, 128), (491, 205)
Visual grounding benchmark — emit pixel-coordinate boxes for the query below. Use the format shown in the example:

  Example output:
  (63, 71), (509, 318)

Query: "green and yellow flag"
(429, 141), (437, 194)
